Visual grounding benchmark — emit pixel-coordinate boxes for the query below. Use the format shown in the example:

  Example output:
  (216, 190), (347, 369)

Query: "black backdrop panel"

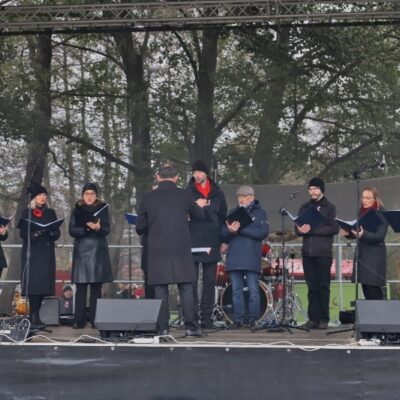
(0, 345), (400, 399)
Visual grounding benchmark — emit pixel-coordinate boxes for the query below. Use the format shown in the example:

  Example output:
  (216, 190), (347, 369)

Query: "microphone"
(378, 155), (387, 170)
(290, 190), (300, 199)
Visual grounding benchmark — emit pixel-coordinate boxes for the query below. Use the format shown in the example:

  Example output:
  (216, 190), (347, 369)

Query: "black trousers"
(142, 269), (155, 300)
(74, 283), (102, 325)
(155, 283), (196, 332)
(302, 256), (332, 322)
(28, 294), (44, 324)
(193, 262), (217, 324)
(362, 284), (383, 300)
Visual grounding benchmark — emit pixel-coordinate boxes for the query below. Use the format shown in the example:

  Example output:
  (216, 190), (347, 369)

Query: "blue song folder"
(336, 209), (382, 233)
(382, 210), (400, 232)
(124, 213), (138, 225)
(286, 206), (327, 230)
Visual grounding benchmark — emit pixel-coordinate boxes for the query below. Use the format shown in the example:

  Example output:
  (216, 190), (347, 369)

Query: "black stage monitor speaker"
(39, 297), (60, 326)
(95, 299), (162, 334)
(355, 300), (400, 342)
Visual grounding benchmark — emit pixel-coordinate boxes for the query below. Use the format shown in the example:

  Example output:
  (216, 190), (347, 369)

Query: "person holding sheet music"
(17, 184), (61, 327)
(187, 160), (228, 329)
(69, 183), (113, 329)
(221, 185), (269, 329)
(0, 224), (8, 275)
(295, 177), (339, 330)
(340, 187), (388, 300)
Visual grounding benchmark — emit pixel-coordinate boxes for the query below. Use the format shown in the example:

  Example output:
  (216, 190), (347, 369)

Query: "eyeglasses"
(83, 192), (97, 197)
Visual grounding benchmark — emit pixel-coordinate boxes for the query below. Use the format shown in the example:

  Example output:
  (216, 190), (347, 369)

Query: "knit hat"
(308, 177), (325, 193)
(82, 182), (98, 195)
(30, 183), (47, 200)
(192, 160), (209, 175)
(236, 185), (255, 196)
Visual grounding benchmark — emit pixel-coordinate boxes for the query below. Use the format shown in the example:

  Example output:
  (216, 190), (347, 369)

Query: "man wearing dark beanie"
(295, 177), (339, 330)
(187, 160), (227, 328)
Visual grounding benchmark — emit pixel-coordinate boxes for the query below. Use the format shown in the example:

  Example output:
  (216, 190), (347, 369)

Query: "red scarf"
(359, 201), (379, 216)
(195, 178), (211, 199)
(32, 207), (43, 218)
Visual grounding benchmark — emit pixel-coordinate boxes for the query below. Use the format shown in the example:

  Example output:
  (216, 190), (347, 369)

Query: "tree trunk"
(0, 34), (53, 313)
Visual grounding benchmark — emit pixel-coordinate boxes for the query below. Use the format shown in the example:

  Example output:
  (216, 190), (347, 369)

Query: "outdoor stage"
(1, 324), (400, 400)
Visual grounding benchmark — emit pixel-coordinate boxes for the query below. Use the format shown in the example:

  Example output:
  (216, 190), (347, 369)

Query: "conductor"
(136, 163), (205, 336)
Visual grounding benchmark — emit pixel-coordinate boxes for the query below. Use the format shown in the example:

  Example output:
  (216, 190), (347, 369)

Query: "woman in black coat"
(17, 184), (61, 326)
(69, 183), (113, 329)
(0, 225), (8, 274)
(341, 186), (388, 300)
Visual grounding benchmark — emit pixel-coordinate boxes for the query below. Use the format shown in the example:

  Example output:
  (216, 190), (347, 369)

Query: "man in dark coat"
(136, 163), (205, 336)
(295, 177), (339, 330)
(139, 179), (159, 300)
(187, 160), (227, 328)
(0, 225), (8, 275)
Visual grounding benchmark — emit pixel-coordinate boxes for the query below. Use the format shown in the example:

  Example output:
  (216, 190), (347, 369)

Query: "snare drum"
(216, 262), (230, 287)
(220, 280), (273, 323)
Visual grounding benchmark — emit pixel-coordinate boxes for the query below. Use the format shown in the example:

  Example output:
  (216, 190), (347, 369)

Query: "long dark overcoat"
(187, 177), (227, 264)
(0, 230), (8, 269)
(69, 202), (113, 284)
(136, 180), (205, 285)
(352, 209), (388, 287)
(18, 207), (61, 296)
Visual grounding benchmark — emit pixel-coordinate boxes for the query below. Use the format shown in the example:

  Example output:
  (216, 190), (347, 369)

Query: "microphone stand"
(256, 192), (309, 333)
(327, 160), (384, 336)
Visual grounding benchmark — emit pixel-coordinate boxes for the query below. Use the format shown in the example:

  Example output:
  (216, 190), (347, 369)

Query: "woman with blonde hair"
(341, 186), (388, 300)
(17, 184), (61, 326)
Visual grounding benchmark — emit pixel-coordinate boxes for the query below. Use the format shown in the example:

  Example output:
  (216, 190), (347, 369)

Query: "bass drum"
(220, 280), (273, 324)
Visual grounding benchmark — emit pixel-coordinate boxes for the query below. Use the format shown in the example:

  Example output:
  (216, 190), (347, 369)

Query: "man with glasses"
(221, 185), (269, 329)
(295, 177), (339, 330)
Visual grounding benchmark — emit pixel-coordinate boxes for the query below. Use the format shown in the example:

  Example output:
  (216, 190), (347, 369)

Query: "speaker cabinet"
(39, 297), (60, 326)
(95, 299), (162, 334)
(355, 300), (400, 342)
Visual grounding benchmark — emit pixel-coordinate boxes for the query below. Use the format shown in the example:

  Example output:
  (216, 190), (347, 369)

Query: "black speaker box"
(355, 300), (400, 340)
(39, 297), (60, 326)
(95, 299), (162, 333)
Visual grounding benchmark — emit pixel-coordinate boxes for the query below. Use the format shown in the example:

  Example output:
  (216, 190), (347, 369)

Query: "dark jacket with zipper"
(295, 196), (339, 258)
(221, 200), (269, 272)
(187, 177), (227, 264)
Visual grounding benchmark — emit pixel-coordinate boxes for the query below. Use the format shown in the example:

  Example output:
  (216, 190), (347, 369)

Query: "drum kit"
(213, 241), (307, 328)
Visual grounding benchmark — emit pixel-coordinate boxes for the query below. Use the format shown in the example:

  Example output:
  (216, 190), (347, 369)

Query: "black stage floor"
(2, 324), (400, 400)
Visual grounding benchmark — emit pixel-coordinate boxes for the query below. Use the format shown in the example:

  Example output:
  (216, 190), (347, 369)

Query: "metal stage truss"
(0, 0), (400, 35)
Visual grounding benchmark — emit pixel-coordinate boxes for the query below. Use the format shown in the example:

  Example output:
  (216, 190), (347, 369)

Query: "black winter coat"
(69, 202), (113, 284)
(0, 231), (8, 269)
(295, 196), (339, 258)
(221, 200), (269, 273)
(187, 177), (227, 263)
(136, 180), (205, 285)
(18, 206), (61, 296)
(350, 208), (388, 287)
